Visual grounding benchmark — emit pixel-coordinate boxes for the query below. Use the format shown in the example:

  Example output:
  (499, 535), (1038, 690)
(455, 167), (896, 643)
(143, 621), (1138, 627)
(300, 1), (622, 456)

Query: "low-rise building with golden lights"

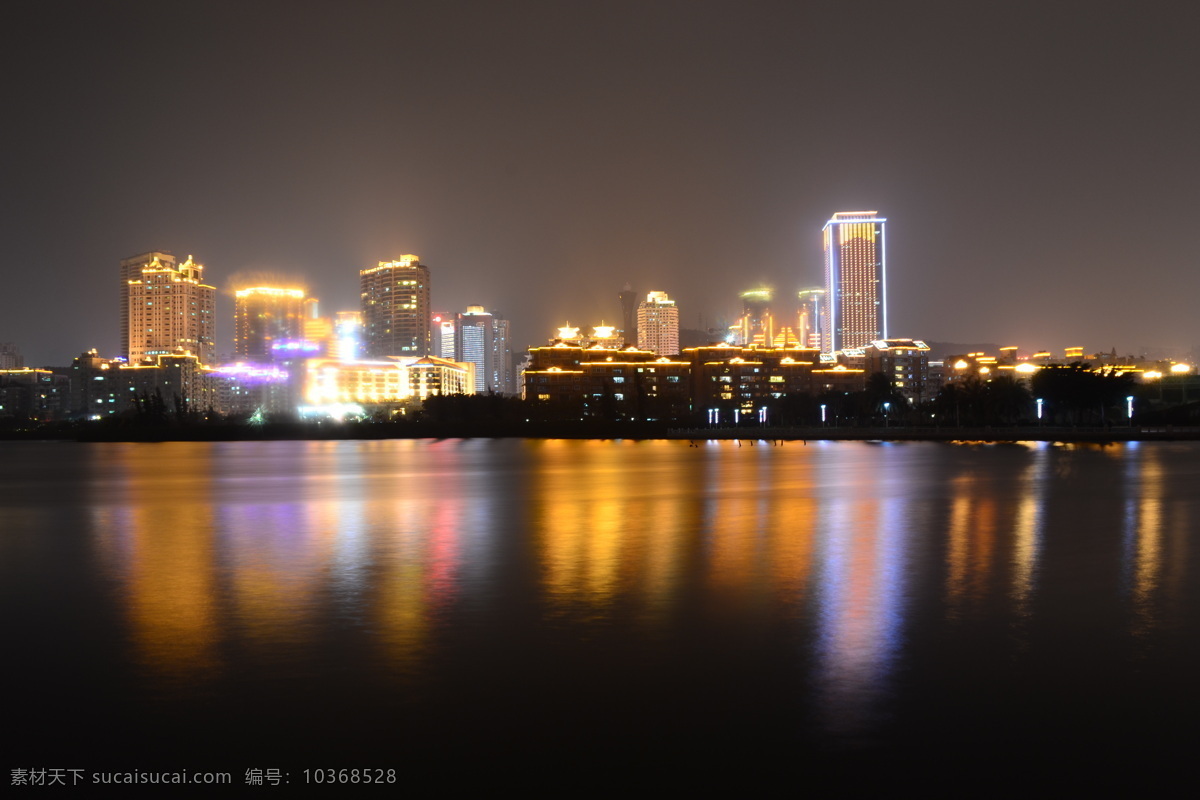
(67, 350), (219, 419)
(523, 339), (690, 419)
(523, 334), (869, 422)
(0, 368), (69, 420)
(304, 356), (474, 408)
(686, 345), (865, 413)
(861, 339), (931, 404)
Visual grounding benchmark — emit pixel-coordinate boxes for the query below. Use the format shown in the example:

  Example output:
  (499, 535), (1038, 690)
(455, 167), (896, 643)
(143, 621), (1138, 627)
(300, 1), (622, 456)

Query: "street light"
(1126, 395), (1134, 422)
(1036, 398), (1044, 426)
(883, 401), (891, 428)
(820, 404), (827, 426)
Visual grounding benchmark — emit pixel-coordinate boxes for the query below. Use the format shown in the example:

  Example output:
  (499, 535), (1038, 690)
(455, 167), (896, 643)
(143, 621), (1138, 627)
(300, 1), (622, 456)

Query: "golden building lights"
(822, 212), (885, 353)
(360, 256), (431, 358)
(124, 252), (216, 364)
(304, 356), (474, 407)
(636, 291), (679, 355)
(233, 286), (307, 361)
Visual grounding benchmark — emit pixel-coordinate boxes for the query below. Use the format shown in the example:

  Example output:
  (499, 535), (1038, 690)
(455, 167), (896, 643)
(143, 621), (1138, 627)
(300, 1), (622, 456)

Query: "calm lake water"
(4, 438), (1199, 785)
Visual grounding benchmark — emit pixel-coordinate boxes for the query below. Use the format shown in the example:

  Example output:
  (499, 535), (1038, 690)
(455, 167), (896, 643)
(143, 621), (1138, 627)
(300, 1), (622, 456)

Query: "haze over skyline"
(4, 1), (1198, 365)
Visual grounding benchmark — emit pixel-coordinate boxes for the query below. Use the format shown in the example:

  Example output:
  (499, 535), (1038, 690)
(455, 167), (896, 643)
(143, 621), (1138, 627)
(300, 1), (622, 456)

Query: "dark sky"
(4, 0), (1199, 365)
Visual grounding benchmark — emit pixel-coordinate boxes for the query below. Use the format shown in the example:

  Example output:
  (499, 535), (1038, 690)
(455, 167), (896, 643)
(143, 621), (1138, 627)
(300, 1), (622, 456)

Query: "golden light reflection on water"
(531, 440), (693, 624)
(945, 475), (1000, 621)
(529, 439), (913, 738)
(86, 441), (484, 685)
(1125, 444), (1166, 636)
(1011, 444), (1049, 617)
(90, 443), (222, 684)
(68, 437), (1200, 728)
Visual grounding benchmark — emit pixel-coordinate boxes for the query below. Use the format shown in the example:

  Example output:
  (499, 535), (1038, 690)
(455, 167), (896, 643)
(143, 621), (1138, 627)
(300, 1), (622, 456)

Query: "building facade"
(523, 333), (869, 423)
(523, 340), (691, 420)
(360, 256), (431, 358)
(448, 307), (514, 395)
(618, 284), (638, 346)
(822, 212), (886, 353)
(0, 342), (23, 370)
(234, 286), (307, 361)
(67, 350), (219, 419)
(124, 252), (216, 364)
(863, 339), (931, 405)
(797, 288), (826, 350)
(304, 356), (474, 408)
(636, 291), (680, 355)
(735, 289), (774, 347)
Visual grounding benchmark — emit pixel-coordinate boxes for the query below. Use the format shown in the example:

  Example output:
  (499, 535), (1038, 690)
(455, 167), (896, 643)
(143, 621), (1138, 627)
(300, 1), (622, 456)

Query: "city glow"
(234, 286), (304, 299)
(271, 340), (321, 353)
(212, 363), (289, 382)
(297, 403), (365, 421)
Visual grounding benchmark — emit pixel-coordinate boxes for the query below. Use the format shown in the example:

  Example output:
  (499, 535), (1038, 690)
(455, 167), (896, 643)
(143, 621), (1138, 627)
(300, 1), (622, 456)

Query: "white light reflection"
(813, 492), (908, 740)
(1122, 443), (1165, 637)
(1011, 442), (1050, 619)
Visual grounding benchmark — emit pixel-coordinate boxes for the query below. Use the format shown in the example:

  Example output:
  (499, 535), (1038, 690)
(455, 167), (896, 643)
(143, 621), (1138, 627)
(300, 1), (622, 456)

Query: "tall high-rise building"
(822, 211), (886, 353)
(234, 286), (306, 361)
(360, 256), (431, 358)
(637, 291), (679, 355)
(618, 283), (638, 345)
(797, 287), (826, 350)
(431, 311), (455, 360)
(120, 251), (172, 360)
(123, 252), (216, 364)
(490, 316), (513, 395)
(0, 342), (23, 370)
(737, 288), (774, 347)
(453, 306), (514, 394)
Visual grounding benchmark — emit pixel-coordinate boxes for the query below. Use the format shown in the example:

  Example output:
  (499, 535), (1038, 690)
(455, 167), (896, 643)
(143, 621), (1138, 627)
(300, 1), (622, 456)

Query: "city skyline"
(4, 3), (1199, 364)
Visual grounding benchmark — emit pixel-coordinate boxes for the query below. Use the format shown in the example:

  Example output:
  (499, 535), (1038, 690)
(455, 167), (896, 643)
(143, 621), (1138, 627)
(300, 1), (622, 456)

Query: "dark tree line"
(1029, 363), (1135, 425)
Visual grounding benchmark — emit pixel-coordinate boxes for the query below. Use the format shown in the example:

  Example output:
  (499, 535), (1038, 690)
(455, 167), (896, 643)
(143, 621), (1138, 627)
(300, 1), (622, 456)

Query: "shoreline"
(2, 423), (1199, 444)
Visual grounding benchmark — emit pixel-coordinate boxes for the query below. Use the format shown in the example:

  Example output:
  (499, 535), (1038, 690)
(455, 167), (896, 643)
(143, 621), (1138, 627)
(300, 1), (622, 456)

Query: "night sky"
(4, 1), (1198, 365)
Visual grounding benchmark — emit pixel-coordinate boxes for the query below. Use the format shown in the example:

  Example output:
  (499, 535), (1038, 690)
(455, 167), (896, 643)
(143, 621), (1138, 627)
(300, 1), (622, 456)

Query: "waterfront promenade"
(668, 425), (1200, 443)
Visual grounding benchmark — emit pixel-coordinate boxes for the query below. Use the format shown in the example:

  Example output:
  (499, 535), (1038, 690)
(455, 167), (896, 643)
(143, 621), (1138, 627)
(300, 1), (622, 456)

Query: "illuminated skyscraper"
(431, 311), (455, 360)
(453, 306), (514, 394)
(234, 286), (306, 361)
(360, 256), (431, 357)
(123, 252), (216, 364)
(637, 291), (679, 355)
(737, 288), (774, 347)
(822, 211), (886, 352)
(797, 287), (826, 350)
